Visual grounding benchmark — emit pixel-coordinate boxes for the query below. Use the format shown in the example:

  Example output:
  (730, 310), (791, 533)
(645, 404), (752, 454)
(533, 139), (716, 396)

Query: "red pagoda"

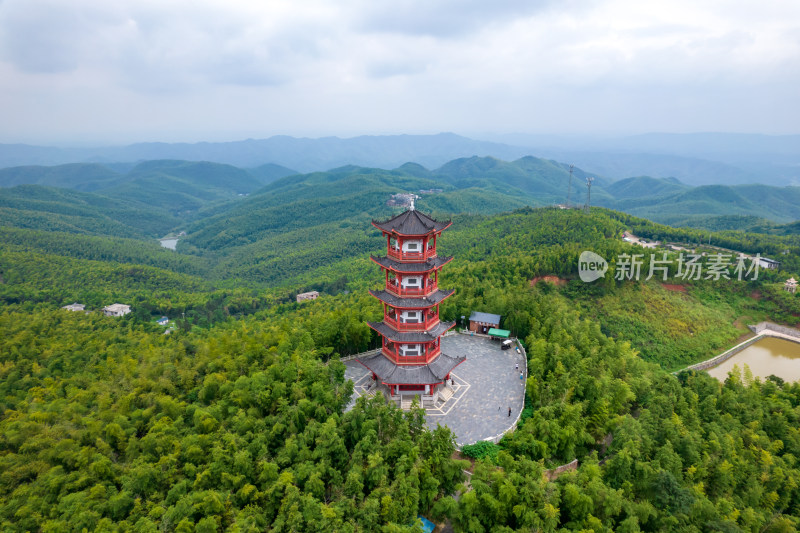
(357, 204), (464, 402)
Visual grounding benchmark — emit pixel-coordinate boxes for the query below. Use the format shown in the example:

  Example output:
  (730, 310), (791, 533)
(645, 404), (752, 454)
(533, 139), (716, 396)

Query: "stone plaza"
(344, 333), (527, 446)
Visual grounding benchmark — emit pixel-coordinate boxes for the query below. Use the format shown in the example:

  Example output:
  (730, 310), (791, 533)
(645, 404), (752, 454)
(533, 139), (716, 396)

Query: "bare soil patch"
(661, 283), (687, 293)
(530, 275), (568, 287)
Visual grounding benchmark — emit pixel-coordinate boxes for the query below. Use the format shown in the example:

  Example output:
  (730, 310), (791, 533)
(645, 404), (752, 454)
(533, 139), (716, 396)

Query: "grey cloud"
(115, 6), (332, 90)
(1, 0), (798, 143)
(366, 58), (428, 79)
(0, 1), (334, 90)
(0, 1), (122, 73)
(206, 53), (289, 87)
(356, 0), (555, 38)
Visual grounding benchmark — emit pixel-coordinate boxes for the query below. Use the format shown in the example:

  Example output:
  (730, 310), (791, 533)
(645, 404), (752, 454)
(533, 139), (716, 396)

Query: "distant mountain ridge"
(2, 154), (800, 247)
(3, 132), (799, 186)
(0, 133), (532, 173)
(486, 132), (800, 186)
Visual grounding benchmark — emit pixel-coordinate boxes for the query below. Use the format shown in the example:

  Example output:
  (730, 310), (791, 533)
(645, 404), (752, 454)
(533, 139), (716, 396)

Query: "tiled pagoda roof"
(356, 350), (465, 385)
(369, 288), (454, 308)
(370, 255), (453, 273)
(372, 209), (451, 236)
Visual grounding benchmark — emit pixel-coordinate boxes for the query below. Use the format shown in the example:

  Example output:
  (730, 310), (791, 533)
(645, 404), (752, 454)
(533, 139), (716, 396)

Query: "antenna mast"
(566, 164), (574, 207)
(584, 177), (594, 213)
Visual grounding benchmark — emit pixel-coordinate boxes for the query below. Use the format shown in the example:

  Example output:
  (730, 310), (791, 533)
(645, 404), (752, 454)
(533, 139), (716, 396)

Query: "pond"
(706, 336), (800, 382)
(159, 238), (178, 250)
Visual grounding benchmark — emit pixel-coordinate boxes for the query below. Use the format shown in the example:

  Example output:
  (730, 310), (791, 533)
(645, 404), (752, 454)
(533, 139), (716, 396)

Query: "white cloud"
(0, 0), (798, 143)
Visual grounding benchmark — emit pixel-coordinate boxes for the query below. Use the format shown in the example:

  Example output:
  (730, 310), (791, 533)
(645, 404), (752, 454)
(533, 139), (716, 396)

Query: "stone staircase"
(438, 385), (455, 402)
(357, 381), (387, 402)
(362, 388), (379, 399)
(395, 392), (444, 410)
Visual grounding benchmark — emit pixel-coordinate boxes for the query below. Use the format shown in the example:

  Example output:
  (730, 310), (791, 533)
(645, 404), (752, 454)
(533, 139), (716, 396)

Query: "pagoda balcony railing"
(387, 248), (437, 262)
(426, 345), (441, 360)
(386, 280), (438, 298)
(381, 345), (441, 364)
(383, 315), (439, 331)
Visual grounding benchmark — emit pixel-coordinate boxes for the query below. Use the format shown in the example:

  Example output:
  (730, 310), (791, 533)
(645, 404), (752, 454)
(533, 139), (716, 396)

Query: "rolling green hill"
(180, 155), (607, 254)
(614, 183), (800, 226)
(127, 160), (259, 188)
(179, 159), (800, 276)
(181, 163), (538, 267)
(605, 175), (689, 199)
(0, 163), (123, 191)
(99, 160), (263, 215)
(765, 220), (800, 235)
(246, 162), (298, 183)
(0, 226), (209, 276)
(3, 155), (800, 265)
(431, 155), (613, 204)
(0, 160), (287, 241)
(183, 169), (416, 251)
(0, 185), (180, 238)
(664, 214), (773, 232)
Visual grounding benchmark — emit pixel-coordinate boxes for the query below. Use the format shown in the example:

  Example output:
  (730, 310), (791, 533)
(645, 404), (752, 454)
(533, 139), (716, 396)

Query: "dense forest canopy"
(2, 162), (800, 530)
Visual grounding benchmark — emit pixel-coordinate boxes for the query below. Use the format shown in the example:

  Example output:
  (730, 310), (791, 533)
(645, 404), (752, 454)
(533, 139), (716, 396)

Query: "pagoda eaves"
(372, 210), (451, 236)
(369, 288), (455, 309)
(370, 254), (453, 274)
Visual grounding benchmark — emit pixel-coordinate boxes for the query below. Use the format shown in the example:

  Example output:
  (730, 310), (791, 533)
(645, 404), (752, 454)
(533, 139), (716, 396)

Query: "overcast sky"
(1, 0), (798, 145)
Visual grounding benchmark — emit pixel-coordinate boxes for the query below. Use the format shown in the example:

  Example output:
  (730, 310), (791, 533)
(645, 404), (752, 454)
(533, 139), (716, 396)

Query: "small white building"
(157, 316), (169, 326)
(62, 303), (85, 312)
(102, 303), (131, 317)
(296, 291), (320, 303)
(759, 257), (781, 270)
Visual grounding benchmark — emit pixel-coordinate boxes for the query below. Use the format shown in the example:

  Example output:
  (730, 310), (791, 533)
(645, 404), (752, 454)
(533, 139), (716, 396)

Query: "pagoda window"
(401, 276), (422, 288)
(400, 310), (421, 323)
(402, 240), (422, 252)
(399, 344), (421, 357)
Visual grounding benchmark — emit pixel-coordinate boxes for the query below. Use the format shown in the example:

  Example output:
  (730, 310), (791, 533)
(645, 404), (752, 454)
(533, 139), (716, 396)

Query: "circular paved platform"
(344, 333), (527, 446)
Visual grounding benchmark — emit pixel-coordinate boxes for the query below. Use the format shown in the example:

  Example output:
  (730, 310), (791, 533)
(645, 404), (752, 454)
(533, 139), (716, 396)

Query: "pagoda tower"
(357, 204), (464, 402)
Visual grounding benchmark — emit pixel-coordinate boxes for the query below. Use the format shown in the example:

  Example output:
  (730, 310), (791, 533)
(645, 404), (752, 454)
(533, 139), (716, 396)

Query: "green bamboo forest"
(2, 160), (800, 532)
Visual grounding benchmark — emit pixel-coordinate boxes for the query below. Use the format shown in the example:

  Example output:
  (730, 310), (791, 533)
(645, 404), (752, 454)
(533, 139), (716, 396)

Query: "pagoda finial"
(409, 194), (415, 211)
